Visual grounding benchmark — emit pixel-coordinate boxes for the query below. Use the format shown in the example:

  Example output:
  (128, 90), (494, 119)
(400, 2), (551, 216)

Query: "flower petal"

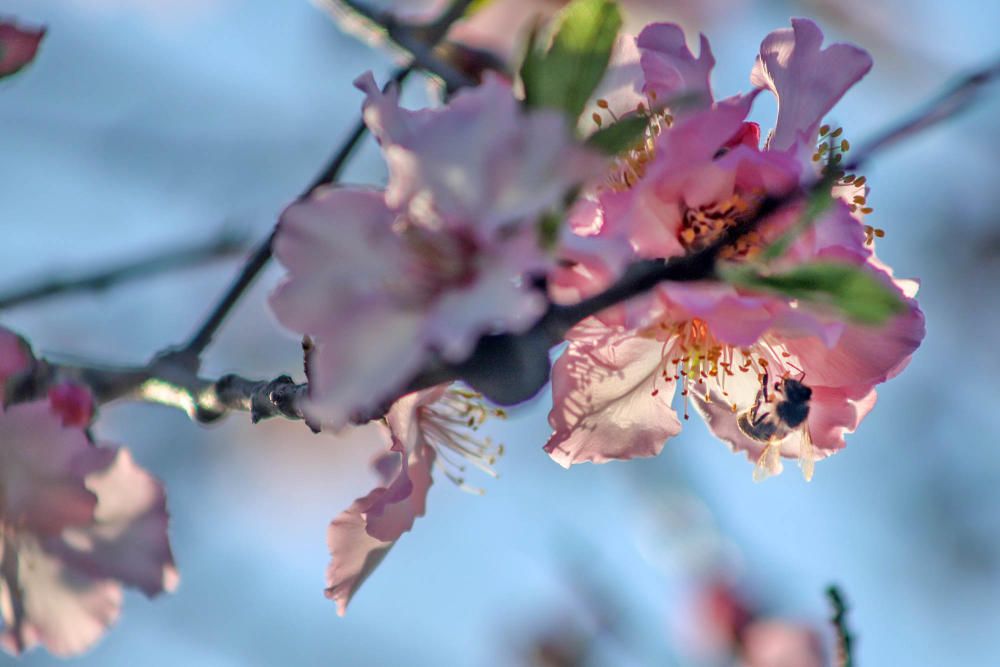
(0, 401), (114, 535)
(751, 18), (872, 152)
(546, 320), (681, 467)
(325, 444), (435, 615)
(0, 21), (45, 78)
(0, 536), (122, 657)
(637, 23), (714, 110)
(53, 449), (178, 598)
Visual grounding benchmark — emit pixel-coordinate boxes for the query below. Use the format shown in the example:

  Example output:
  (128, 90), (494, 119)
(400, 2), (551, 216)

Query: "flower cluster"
(266, 12), (925, 614)
(546, 18), (924, 479)
(3, 0), (929, 647)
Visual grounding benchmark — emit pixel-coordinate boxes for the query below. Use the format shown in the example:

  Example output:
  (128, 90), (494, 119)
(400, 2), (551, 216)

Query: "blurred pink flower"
(270, 72), (603, 426)
(739, 620), (825, 667)
(0, 333), (177, 657)
(0, 19), (45, 78)
(547, 20), (924, 479)
(326, 385), (502, 614)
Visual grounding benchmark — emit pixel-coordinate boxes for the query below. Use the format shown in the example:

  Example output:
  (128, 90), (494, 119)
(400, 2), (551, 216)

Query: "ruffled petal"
(636, 23), (714, 110)
(0, 401), (114, 536)
(324, 444), (435, 615)
(546, 320), (681, 467)
(0, 536), (122, 657)
(751, 18), (873, 152)
(53, 449), (178, 598)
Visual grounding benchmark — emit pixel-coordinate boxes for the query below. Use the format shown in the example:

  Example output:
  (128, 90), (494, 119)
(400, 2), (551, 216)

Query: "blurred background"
(2, 0), (999, 664)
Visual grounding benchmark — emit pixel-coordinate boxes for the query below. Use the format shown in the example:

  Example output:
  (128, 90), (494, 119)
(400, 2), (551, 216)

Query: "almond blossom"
(0, 329), (177, 657)
(325, 384), (502, 614)
(0, 19), (45, 79)
(270, 72), (604, 426)
(546, 19), (924, 479)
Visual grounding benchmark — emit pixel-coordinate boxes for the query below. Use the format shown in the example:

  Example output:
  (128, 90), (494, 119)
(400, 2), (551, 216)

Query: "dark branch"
(0, 231), (246, 311)
(826, 585), (855, 667)
(325, 0), (478, 92)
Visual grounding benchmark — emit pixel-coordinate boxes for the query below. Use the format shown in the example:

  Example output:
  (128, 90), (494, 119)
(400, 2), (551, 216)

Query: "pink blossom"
(326, 385), (502, 614)
(270, 73), (603, 426)
(547, 20), (924, 479)
(0, 20), (45, 78)
(739, 620), (825, 667)
(0, 331), (177, 657)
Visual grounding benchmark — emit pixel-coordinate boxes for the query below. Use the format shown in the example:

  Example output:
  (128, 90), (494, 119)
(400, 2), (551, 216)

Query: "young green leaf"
(519, 0), (622, 122)
(721, 262), (907, 325)
(585, 115), (649, 155)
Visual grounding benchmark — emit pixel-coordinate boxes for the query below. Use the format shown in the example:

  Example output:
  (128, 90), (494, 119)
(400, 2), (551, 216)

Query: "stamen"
(420, 387), (504, 494)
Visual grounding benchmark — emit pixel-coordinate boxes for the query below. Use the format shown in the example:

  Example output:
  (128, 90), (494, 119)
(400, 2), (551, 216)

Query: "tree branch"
(826, 585), (855, 667)
(21, 56), (999, 431)
(322, 0), (478, 92)
(0, 230), (247, 311)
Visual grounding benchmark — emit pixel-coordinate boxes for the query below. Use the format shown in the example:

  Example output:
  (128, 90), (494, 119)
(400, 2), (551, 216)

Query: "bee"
(737, 373), (815, 481)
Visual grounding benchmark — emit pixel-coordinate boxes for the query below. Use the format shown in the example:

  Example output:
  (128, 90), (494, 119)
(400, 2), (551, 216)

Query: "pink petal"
(53, 449), (178, 597)
(636, 23), (714, 110)
(303, 307), (426, 428)
(751, 18), (873, 152)
(780, 289), (924, 390)
(357, 71), (604, 231)
(0, 21), (45, 78)
(0, 536), (122, 658)
(270, 188), (405, 335)
(362, 444), (434, 543)
(739, 620), (825, 667)
(546, 320), (681, 467)
(655, 282), (776, 347)
(0, 401), (114, 535)
(807, 385), (877, 451)
(325, 444), (435, 615)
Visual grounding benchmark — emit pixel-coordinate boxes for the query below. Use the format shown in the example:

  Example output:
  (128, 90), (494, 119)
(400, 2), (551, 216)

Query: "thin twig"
(826, 585), (855, 667)
(325, 0), (478, 92)
(0, 231), (247, 311)
(847, 56), (1000, 170)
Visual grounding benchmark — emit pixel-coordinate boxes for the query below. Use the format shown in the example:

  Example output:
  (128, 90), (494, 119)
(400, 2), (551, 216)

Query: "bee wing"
(798, 429), (816, 482)
(752, 442), (783, 482)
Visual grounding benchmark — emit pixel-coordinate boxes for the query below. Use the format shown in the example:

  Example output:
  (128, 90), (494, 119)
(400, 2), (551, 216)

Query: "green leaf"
(721, 262), (907, 325)
(463, 0), (496, 16)
(585, 115), (649, 155)
(759, 185), (835, 262)
(519, 0), (622, 122)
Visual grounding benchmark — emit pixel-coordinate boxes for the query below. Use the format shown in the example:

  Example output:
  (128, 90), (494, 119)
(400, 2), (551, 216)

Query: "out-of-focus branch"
(847, 55), (1000, 169)
(322, 0), (478, 92)
(826, 585), (855, 667)
(0, 231), (247, 311)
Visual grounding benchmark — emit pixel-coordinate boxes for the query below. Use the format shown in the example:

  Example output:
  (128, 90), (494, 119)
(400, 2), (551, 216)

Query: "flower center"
(592, 97), (673, 192)
(389, 221), (480, 303)
(679, 192), (765, 259)
(418, 387), (505, 495)
(645, 319), (800, 420)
